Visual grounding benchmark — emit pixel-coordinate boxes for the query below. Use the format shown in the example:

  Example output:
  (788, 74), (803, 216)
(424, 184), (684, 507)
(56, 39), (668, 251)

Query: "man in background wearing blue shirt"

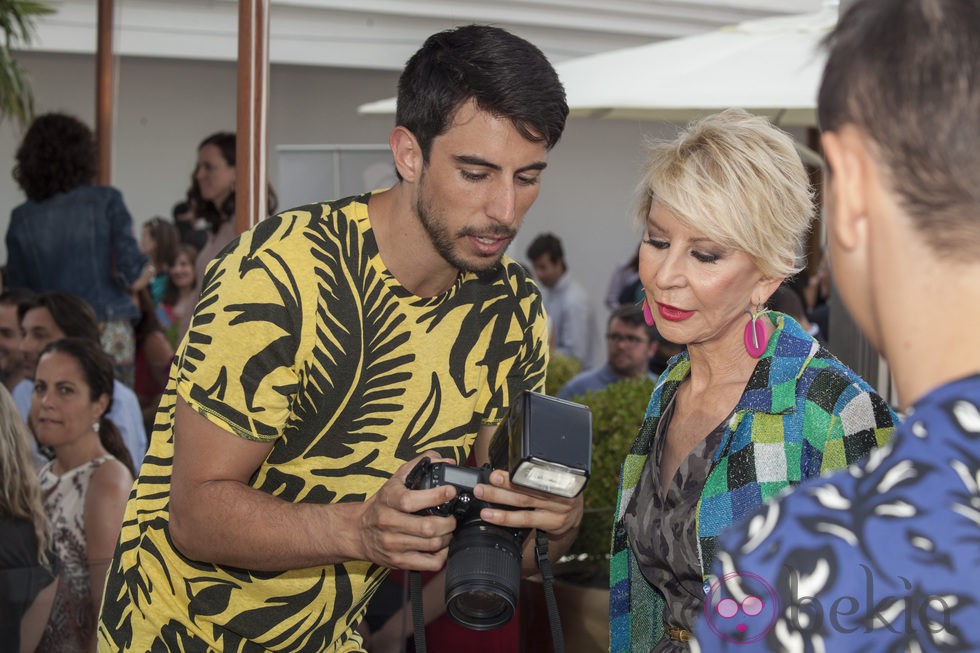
(527, 232), (597, 368)
(558, 304), (657, 400)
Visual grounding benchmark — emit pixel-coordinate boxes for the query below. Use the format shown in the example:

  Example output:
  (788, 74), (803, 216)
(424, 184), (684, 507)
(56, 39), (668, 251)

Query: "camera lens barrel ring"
(445, 522), (523, 630)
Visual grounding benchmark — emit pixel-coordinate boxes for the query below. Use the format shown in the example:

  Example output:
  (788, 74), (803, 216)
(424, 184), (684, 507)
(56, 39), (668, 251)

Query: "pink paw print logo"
(703, 571), (779, 644)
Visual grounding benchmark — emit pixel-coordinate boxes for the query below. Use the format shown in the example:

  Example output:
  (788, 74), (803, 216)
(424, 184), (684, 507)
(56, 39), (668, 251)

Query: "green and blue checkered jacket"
(608, 314), (897, 652)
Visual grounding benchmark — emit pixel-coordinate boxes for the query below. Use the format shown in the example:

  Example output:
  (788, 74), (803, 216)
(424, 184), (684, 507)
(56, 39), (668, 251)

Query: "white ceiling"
(29, 0), (829, 70)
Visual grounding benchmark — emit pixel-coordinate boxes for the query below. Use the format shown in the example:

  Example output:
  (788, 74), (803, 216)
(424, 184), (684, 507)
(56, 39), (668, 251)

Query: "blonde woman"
(609, 109), (899, 651)
(0, 384), (58, 652)
(33, 338), (133, 653)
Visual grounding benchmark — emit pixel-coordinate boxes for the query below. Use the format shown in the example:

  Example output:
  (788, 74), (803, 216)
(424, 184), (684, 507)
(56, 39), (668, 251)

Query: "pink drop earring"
(743, 306), (769, 358)
(642, 299), (655, 326)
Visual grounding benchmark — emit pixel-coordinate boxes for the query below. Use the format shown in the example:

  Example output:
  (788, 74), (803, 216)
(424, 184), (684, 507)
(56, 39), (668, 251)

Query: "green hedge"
(544, 352), (581, 397)
(543, 355), (656, 566)
(561, 376), (656, 563)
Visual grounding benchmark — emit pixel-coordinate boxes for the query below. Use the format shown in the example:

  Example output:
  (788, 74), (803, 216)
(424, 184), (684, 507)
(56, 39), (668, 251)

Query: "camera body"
(406, 458), (498, 519)
(405, 456), (528, 630)
(404, 390), (592, 631)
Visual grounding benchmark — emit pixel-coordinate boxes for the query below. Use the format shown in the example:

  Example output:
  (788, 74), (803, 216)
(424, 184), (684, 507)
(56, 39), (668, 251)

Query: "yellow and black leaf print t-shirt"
(97, 193), (549, 652)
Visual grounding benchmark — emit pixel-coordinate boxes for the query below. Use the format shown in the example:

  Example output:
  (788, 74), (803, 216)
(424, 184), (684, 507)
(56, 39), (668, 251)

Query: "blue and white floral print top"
(696, 374), (980, 652)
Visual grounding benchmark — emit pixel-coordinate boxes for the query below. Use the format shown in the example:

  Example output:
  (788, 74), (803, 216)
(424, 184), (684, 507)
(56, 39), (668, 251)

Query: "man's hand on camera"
(472, 469), (583, 548)
(358, 452), (458, 571)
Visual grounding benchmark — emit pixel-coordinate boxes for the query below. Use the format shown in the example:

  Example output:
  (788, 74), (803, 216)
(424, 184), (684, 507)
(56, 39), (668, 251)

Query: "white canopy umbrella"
(555, 8), (836, 128)
(359, 8), (835, 133)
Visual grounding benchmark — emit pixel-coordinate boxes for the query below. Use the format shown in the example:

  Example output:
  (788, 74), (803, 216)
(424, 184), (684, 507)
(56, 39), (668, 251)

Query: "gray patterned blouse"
(624, 398), (728, 652)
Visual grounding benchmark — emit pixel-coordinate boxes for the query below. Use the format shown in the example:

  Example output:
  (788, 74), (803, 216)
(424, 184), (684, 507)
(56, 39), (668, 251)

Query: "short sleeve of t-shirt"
(174, 216), (306, 442)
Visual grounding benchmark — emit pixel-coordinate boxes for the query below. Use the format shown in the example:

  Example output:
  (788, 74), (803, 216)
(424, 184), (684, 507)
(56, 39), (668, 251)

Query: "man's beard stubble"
(414, 173), (514, 275)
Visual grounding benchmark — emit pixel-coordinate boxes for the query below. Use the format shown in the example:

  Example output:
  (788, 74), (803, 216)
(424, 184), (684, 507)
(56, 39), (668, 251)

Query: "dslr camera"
(405, 390), (592, 630)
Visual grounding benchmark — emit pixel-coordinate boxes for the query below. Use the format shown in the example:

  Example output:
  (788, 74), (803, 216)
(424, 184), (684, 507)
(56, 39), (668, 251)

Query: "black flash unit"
(489, 390), (592, 498)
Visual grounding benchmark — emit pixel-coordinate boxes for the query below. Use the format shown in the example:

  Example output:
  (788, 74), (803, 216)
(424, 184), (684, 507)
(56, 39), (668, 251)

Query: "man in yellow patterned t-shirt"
(97, 24), (582, 653)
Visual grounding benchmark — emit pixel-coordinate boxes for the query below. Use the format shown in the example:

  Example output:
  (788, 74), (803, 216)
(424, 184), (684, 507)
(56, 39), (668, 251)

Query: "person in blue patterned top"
(695, 1), (980, 651)
(608, 108), (898, 652)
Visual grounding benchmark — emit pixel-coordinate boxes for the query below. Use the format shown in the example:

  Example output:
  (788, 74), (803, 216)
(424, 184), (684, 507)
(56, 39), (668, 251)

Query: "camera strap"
(406, 533), (566, 653)
(409, 570), (427, 653)
(535, 530), (565, 653)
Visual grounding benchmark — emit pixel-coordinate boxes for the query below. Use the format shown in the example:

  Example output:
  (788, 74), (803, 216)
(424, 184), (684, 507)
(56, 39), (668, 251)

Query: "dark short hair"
(395, 24), (568, 174)
(608, 304), (656, 342)
(18, 292), (100, 344)
(819, 0), (980, 260)
(0, 287), (37, 310)
(526, 233), (564, 265)
(13, 113), (96, 201)
(172, 200), (191, 219)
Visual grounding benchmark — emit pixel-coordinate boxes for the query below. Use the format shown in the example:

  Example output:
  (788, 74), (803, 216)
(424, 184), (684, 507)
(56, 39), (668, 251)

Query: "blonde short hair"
(634, 108), (814, 279)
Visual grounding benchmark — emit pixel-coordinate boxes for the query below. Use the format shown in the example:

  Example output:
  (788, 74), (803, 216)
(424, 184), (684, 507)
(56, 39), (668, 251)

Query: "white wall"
(0, 51), (685, 361)
(0, 51), (403, 228)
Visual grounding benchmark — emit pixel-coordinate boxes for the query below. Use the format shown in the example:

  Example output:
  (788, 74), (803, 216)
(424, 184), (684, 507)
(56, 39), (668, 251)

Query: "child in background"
(159, 244), (198, 348)
(139, 217), (180, 306)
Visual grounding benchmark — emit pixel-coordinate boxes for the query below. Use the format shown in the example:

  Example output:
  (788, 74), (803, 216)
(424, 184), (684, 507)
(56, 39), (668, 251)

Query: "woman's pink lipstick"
(657, 302), (695, 322)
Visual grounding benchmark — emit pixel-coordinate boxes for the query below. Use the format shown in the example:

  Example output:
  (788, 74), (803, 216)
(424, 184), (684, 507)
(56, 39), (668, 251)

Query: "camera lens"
(444, 521), (522, 630)
(450, 588), (510, 625)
